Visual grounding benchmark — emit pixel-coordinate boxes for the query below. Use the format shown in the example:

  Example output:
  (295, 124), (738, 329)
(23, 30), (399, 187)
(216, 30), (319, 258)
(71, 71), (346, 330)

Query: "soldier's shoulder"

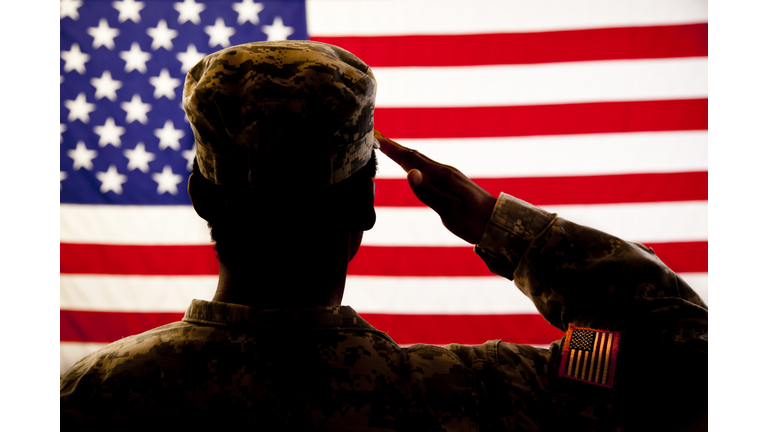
(402, 341), (500, 370)
(61, 320), (200, 380)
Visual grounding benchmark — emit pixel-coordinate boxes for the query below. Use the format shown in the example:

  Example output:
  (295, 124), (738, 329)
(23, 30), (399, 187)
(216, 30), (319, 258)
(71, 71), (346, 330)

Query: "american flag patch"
(558, 324), (621, 388)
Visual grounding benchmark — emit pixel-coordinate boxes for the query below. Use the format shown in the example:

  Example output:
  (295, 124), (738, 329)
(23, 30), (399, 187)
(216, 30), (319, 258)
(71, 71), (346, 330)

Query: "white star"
(93, 117), (126, 147)
(124, 142), (156, 173)
(147, 19), (178, 51)
(262, 16), (294, 41)
(60, 123), (67, 143)
(90, 70), (123, 101)
(182, 148), (195, 171)
(87, 18), (120, 50)
(154, 120), (185, 150)
(176, 44), (206, 72)
(232, 0), (264, 25)
(119, 42), (151, 73)
(67, 141), (98, 170)
(152, 165), (183, 195)
(61, 0), (83, 20)
(60, 171), (68, 189)
(61, 43), (90, 74)
(204, 18), (236, 48)
(96, 165), (128, 194)
(112, 0), (144, 23)
(64, 93), (96, 123)
(120, 94), (152, 124)
(174, 0), (206, 25)
(149, 68), (181, 99)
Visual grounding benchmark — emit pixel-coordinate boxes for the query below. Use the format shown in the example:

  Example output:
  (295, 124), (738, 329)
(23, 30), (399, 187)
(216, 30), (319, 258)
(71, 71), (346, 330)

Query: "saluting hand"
(374, 130), (497, 245)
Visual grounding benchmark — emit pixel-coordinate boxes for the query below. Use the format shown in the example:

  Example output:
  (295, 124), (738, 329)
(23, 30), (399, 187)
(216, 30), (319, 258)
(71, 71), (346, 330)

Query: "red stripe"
(597, 332), (608, 382)
(586, 348), (596, 380)
(362, 313), (564, 345)
(60, 243), (219, 276)
(312, 24), (708, 67)
(350, 246), (493, 276)
(575, 350), (584, 378)
(60, 310), (184, 343)
(376, 172), (708, 207)
(374, 99), (708, 139)
(644, 241), (708, 274)
(584, 345), (594, 382)
(60, 241), (707, 276)
(591, 333), (601, 381)
(60, 310), (564, 345)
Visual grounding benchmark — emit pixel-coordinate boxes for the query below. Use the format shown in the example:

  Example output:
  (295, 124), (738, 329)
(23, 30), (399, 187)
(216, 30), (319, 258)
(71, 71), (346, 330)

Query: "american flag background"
(60, 0), (708, 375)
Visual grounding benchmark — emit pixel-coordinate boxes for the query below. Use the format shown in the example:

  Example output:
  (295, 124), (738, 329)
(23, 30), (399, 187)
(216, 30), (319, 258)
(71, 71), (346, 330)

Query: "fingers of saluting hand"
(374, 130), (440, 174)
(373, 129), (496, 244)
(373, 129), (402, 166)
(374, 129), (452, 209)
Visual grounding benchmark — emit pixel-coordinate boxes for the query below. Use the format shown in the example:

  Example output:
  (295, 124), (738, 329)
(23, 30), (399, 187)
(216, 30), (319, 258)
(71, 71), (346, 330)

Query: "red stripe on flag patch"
(60, 310), (564, 345)
(374, 99), (708, 139)
(313, 24), (708, 67)
(376, 172), (708, 207)
(60, 241), (707, 276)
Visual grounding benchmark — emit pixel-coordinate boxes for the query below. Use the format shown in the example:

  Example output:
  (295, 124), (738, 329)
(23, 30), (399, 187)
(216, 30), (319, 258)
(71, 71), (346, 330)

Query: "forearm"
(474, 193), (707, 348)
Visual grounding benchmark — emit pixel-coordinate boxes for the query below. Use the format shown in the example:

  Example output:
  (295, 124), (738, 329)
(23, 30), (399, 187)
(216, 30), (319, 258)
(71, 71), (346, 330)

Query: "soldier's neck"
(211, 262), (347, 309)
(210, 230), (363, 309)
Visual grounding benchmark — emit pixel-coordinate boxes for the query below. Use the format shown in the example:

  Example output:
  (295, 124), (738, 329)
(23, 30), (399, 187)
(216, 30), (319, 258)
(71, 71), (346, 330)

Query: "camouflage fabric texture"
(60, 193), (708, 431)
(183, 41), (378, 193)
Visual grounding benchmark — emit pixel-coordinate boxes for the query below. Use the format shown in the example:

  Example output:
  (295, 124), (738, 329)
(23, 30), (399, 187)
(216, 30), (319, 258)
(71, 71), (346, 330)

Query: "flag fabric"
(558, 325), (621, 388)
(60, 0), (708, 375)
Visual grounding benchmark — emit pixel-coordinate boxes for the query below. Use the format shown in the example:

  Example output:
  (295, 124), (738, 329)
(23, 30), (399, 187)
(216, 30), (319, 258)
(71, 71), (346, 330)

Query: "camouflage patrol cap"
(182, 40), (378, 193)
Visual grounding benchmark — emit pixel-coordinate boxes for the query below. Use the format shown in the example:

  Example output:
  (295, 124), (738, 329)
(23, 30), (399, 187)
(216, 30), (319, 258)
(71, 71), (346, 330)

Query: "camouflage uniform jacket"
(60, 193), (708, 431)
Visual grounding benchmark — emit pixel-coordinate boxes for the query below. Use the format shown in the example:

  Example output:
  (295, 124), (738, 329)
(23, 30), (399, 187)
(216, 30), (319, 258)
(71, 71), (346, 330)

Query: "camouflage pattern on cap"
(182, 41), (377, 191)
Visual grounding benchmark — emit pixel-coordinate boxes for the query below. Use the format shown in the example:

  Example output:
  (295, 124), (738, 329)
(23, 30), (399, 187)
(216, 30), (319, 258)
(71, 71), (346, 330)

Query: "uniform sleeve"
(468, 193), (708, 430)
(474, 192), (707, 347)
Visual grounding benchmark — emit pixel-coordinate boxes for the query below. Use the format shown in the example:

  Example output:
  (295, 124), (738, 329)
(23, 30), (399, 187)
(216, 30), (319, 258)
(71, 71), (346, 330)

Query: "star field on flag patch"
(60, 0), (308, 205)
(558, 324), (621, 388)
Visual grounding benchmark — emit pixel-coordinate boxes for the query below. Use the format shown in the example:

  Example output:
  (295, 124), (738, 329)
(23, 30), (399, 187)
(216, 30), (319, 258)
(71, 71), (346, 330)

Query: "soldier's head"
(183, 41), (378, 270)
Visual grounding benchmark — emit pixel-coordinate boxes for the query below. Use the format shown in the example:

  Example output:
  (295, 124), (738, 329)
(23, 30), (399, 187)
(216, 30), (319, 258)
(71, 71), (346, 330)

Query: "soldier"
(60, 41), (707, 431)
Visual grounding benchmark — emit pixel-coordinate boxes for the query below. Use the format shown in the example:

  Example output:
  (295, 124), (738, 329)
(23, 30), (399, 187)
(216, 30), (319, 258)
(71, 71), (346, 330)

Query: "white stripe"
(347, 277), (537, 314)
(307, 0), (708, 36)
(61, 342), (109, 376)
(59, 273), (708, 313)
(367, 202), (708, 246)
(376, 131), (708, 178)
(373, 58), (707, 108)
(59, 275), (535, 314)
(60, 275), (217, 312)
(61, 201), (707, 245)
(61, 204), (212, 244)
(678, 272), (708, 305)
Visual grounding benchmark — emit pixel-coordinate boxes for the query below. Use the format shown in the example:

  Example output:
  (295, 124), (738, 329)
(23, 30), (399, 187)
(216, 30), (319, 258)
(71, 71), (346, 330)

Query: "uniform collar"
(182, 299), (392, 342)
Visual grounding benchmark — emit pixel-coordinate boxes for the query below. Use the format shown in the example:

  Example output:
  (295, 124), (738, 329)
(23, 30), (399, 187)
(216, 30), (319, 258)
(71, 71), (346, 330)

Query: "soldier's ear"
(188, 172), (205, 220)
(188, 172), (221, 222)
(350, 176), (376, 232)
